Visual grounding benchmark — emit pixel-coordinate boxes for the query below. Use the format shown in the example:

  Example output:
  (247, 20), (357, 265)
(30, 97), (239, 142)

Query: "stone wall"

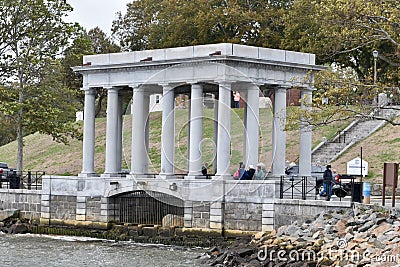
(0, 189), (41, 221)
(192, 202), (210, 229)
(50, 195), (77, 221)
(274, 199), (352, 228)
(224, 202), (262, 231)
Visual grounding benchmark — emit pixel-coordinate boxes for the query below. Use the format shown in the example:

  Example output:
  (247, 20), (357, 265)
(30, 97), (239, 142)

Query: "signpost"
(383, 163), (399, 207)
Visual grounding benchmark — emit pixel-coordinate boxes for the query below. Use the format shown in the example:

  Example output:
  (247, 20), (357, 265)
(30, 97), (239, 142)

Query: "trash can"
(351, 182), (363, 203)
(9, 172), (20, 189)
(363, 182), (371, 204)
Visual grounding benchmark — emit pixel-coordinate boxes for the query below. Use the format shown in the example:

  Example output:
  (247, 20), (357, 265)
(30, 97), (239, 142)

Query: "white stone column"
(216, 82), (231, 177)
(116, 91), (123, 172)
(299, 88), (313, 177)
(104, 87), (120, 175)
(272, 86), (288, 176)
(188, 83), (203, 176)
(187, 98), (191, 170)
(213, 98), (218, 174)
(143, 93), (150, 174)
(80, 88), (96, 176)
(245, 86), (260, 167)
(242, 91), (248, 165)
(130, 87), (147, 175)
(160, 85), (175, 176)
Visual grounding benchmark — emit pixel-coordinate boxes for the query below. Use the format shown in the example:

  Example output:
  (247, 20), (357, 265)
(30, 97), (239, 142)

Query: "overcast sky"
(66, 0), (131, 34)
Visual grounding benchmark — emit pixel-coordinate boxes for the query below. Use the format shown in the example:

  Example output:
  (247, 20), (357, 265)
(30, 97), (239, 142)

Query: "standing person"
(201, 163), (209, 176)
(246, 165), (256, 180)
(254, 163), (265, 180)
(320, 165), (333, 201)
(234, 162), (246, 180)
(233, 91), (241, 108)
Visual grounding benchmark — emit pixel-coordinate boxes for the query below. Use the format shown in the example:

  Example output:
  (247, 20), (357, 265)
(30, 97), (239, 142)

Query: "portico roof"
(73, 43), (325, 89)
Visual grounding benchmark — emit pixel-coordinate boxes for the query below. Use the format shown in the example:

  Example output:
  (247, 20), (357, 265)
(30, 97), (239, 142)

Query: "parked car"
(0, 162), (15, 179)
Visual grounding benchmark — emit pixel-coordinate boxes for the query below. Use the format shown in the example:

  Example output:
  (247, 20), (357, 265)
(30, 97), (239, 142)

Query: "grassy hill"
(0, 107), (354, 176)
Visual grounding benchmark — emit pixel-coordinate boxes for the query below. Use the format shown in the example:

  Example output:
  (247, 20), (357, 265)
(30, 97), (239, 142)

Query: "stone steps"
(312, 107), (400, 165)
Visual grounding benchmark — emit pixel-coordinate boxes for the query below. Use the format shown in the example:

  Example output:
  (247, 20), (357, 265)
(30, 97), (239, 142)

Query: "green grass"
(0, 107), (354, 175)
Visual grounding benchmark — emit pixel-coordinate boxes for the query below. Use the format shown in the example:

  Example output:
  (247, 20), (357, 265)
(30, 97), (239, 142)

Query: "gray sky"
(66, 0), (131, 34)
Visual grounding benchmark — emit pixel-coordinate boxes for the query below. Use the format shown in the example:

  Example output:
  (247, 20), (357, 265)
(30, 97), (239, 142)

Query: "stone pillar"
(144, 93), (150, 173)
(299, 88), (313, 177)
(213, 98), (218, 174)
(160, 84), (175, 176)
(116, 91), (123, 172)
(80, 88), (96, 176)
(187, 98), (191, 170)
(216, 82), (231, 177)
(245, 86), (260, 167)
(188, 83), (203, 176)
(104, 87), (120, 176)
(131, 87), (147, 175)
(271, 86), (288, 176)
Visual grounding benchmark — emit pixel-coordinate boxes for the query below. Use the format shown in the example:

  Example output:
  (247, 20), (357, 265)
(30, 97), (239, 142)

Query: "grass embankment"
(2, 107), (393, 181)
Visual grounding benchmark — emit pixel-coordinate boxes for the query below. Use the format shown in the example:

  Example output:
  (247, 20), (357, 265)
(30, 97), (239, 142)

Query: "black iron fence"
(0, 171), (45, 190)
(113, 190), (184, 225)
(280, 175), (363, 202)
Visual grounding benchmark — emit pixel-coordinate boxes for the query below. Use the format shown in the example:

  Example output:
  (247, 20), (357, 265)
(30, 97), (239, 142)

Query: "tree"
(62, 27), (121, 117)
(0, 0), (80, 171)
(112, 0), (291, 51)
(283, 0), (400, 84)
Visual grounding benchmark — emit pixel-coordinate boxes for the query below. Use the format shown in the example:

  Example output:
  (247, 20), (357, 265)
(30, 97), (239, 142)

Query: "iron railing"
(280, 175), (362, 202)
(114, 190), (184, 225)
(0, 171), (45, 190)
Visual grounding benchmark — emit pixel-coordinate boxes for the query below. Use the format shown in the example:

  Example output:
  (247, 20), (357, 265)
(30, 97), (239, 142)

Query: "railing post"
(280, 176), (283, 199)
(27, 171), (31, 190)
(302, 176), (306, 200)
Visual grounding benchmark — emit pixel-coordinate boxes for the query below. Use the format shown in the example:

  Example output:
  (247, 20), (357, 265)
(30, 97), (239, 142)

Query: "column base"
(158, 174), (176, 179)
(78, 172), (99, 178)
(185, 175), (209, 180)
(213, 174), (232, 180)
(101, 173), (122, 178)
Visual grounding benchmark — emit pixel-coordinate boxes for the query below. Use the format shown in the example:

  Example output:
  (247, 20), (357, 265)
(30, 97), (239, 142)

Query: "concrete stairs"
(312, 107), (400, 165)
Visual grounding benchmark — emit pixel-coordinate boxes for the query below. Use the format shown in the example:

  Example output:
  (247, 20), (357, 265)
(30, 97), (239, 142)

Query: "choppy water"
(0, 234), (208, 267)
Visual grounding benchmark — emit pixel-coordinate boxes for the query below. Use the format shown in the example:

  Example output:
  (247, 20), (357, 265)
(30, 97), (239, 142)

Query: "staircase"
(312, 107), (400, 165)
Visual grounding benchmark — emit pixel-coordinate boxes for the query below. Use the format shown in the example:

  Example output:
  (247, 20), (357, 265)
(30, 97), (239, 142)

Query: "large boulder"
(0, 209), (20, 222)
(162, 214), (184, 227)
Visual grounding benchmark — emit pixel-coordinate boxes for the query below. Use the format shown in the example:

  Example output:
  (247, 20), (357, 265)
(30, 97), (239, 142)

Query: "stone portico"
(73, 43), (323, 179)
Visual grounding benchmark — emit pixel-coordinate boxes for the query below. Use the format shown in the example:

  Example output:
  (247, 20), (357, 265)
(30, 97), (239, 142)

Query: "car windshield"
(0, 163), (7, 168)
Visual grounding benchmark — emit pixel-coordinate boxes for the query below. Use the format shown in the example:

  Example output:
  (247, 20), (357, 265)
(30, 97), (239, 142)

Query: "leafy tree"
(283, 0), (400, 84)
(112, 0), (291, 51)
(0, 0), (80, 171)
(62, 27), (121, 117)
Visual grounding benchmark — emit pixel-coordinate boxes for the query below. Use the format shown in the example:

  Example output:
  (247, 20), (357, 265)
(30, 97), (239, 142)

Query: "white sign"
(347, 157), (368, 176)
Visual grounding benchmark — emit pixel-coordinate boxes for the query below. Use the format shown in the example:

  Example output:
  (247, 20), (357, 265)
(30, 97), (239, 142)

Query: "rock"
(358, 220), (375, 232)
(0, 209), (20, 222)
(9, 222), (29, 234)
(161, 214), (183, 227)
(253, 232), (265, 240)
(335, 220), (347, 236)
(373, 223), (392, 237)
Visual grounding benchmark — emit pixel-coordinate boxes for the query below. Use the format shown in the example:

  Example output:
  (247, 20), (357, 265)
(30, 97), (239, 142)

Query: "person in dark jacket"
(320, 165), (333, 200)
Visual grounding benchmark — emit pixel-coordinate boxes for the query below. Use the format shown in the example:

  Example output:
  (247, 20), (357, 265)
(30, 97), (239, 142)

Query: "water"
(0, 234), (208, 267)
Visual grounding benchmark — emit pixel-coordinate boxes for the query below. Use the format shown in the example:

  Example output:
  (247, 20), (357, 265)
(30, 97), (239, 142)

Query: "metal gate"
(114, 190), (184, 225)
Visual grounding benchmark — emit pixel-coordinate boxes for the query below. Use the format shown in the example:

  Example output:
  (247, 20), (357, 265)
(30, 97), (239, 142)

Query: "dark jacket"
(323, 168), (333, 181)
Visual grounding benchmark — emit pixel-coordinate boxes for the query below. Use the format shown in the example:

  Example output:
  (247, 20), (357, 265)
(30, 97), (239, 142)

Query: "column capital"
(216, 80), (232, 86)
(160, 83), (175, 93)
(82, 87), (96, 95)
(275, 85), (291, 93)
